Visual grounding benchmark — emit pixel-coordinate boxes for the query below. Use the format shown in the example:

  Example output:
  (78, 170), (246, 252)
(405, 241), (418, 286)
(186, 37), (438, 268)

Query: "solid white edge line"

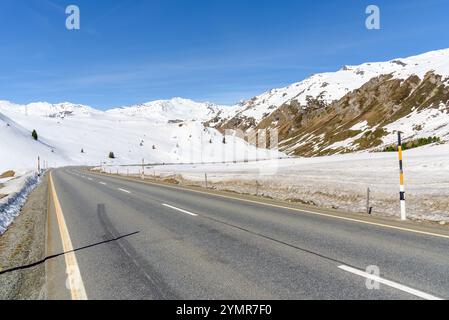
(338, 265), (443, 300)
(49, 172), (88, 300)
(92, 172), (449, 240)
(118, 188), (131, 194)
(162, 204), (198, 217)
(154, 183), (449, 240)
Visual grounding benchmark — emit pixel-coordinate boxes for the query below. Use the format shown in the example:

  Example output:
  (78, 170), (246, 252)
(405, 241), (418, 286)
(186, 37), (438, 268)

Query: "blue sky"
(1, 0), (449, 109)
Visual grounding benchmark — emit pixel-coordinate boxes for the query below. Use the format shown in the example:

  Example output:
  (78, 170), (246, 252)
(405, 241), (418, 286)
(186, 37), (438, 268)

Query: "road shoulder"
(0, 173), (48, 300)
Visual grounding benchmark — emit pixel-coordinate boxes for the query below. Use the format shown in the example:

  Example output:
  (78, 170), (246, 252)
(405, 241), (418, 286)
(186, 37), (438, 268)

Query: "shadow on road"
(0, 231), (140, 276)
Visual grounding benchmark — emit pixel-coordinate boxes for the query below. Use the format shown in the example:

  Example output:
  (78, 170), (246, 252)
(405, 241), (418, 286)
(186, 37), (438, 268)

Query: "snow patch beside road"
(0, 172), (42, 234)
(101, 143), (449, 223)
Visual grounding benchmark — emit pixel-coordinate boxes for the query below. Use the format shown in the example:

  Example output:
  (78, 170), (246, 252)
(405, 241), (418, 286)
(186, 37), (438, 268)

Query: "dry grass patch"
(162, 177), (180, 185)
(0, 170), (15, 179)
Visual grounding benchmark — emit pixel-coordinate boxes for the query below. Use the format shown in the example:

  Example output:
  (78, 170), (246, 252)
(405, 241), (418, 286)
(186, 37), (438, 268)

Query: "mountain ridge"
(211, 48), (449, 156)
(1, 47), (449, 169)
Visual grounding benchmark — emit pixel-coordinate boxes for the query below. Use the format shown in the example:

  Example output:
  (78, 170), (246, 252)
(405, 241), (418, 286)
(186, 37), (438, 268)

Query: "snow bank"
(0, 172), (41, 235)
(105, 143), (449, 223)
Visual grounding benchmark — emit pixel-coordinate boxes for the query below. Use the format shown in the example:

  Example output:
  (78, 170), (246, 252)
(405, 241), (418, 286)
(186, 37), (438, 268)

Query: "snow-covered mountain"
(0, 98), (280, 173)
(107, 98), (226, 123)
(2, 48), (449, 173)
(0, 101), (99, 118)
(212, 48), (449, 156)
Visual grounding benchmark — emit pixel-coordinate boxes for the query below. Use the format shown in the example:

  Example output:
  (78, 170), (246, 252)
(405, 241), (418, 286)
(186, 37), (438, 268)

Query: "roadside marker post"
(205, 173), (208, 189)
(367, 187), (373, 215)
(141, 158), (145, 180)
(397, 132), (407, 221)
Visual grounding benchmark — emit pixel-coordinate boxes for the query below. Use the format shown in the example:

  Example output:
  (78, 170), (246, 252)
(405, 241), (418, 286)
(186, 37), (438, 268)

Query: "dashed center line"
(162, 204), (198, 217)
(118, 188), (131, 194)
(99, 182), (107, 185)
(87, 178), (93, 181)
(338, 265), (442, 300)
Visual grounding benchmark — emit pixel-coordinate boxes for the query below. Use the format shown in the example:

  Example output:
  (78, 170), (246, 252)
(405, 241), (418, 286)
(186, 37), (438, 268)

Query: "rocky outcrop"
(213, 71), (449, 157)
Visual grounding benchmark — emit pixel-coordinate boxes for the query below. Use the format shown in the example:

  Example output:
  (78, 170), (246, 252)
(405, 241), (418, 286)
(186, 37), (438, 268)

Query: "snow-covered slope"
(138, 143), (449, 222)
(214, 48), (449, 156)
(2, 48), (449, 172)
(0, 99), (281, 173)
(221, 48), (449, 124)
(107, 98), (226, 124)
(0, 101), (99, 118)
(0, 110), (68, 170)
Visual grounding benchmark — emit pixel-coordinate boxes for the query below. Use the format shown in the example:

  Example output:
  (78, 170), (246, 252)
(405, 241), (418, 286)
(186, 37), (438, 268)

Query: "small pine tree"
(222, 137), (226, 144)
(152, 145), (156, 150)
(209, 139), (213, 144)
(32, 129), (38, 141)
(81, 148), (84, 153)
(109, 152), (115, 159)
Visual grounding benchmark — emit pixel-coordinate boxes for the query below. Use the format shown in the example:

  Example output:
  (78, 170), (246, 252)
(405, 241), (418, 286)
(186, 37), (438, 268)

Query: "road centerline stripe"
(90, 172), (449, 240)
(99, 182), (107, 185)
(118, 188), (131, 194)
(338, 265), (442, 300)
(142, 181), (449, 240)
(162, 204), (198, 217)
(49, 172), (88, 300)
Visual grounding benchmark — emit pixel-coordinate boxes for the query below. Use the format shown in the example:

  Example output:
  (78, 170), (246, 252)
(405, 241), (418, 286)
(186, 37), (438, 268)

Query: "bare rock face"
(212, 71), (449, 157)
(207, 49), (449, 156)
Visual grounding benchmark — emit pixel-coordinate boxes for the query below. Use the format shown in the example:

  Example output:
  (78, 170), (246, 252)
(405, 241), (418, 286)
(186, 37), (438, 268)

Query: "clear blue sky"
(1, 0), (448, 109)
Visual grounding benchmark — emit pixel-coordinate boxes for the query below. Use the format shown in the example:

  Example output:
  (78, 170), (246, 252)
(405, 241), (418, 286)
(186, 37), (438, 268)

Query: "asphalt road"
(45, 167), (449, 300)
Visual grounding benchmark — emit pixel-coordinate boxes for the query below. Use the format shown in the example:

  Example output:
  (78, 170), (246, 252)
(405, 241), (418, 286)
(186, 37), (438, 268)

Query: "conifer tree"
(32, 129), (38, 141)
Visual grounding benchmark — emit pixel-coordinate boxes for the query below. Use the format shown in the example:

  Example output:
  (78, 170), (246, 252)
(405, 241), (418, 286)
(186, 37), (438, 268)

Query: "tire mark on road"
(97, 204), (178, 300)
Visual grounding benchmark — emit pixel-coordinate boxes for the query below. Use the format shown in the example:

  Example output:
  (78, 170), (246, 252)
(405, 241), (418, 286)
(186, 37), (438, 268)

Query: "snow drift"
(0, 172), (41, 234)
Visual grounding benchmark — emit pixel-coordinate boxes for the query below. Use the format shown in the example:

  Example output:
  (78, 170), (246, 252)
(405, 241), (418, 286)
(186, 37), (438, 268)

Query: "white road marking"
(157, 184), (449, 240)
(87, 178), (93, 181)
(99, 182), (107, 185)
(162, 204), (198, 217)
(92, 172), (449, 240)
(118, 188), (131, 194)
(338, 265), (442, 300)
(49, 172), (88, 300)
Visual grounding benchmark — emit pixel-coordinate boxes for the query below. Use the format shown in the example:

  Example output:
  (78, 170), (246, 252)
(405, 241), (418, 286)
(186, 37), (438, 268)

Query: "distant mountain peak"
(106, 97), (228, 123)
